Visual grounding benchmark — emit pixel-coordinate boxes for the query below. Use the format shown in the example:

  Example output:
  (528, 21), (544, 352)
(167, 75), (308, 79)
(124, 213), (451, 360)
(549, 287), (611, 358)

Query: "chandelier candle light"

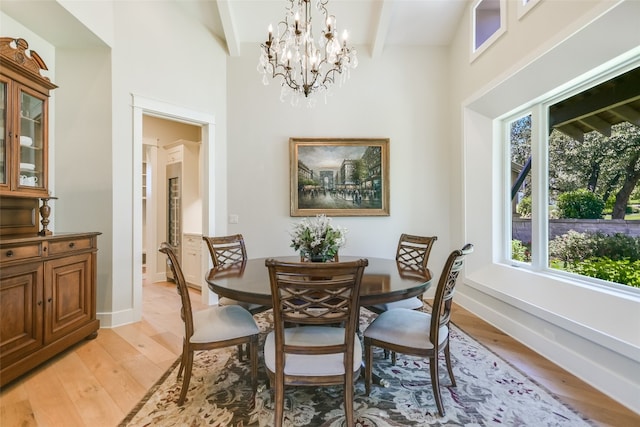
(258, 0), (358, 106)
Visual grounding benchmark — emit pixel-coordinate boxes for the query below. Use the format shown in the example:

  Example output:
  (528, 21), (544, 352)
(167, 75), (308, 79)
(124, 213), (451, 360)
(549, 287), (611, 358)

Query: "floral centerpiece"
(290, 214), (347, 262)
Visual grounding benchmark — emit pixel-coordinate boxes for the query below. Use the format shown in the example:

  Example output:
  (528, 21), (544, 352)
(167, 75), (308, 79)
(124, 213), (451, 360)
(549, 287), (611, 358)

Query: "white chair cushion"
(219, 297), (265, 313)
(264, 326), (362, 376)
(370, 296), (424, 312)
(363, 308), (448, 350)
(190, 305), (259, 343)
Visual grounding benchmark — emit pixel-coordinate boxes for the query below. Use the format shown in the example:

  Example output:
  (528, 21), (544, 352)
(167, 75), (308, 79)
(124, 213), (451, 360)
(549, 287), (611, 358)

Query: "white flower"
(290, 214), (347, 260)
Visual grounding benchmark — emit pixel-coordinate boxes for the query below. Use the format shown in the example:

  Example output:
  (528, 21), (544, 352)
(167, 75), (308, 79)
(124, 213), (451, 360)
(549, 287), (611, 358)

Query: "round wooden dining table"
(206, 256), (433, 306)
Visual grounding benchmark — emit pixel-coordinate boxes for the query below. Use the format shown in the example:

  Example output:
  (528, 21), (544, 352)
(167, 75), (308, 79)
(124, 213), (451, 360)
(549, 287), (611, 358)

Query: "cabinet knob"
(5, 250), (13, 257)
(38, 301), (43, 306)
(47, 298), (53, 303)
(69, 242), (75, 248)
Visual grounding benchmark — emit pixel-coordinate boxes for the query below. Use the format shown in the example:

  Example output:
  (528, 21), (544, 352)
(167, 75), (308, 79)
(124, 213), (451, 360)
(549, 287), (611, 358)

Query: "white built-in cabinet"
(183, 233), (203, 288)
(163, 139), (203, 289)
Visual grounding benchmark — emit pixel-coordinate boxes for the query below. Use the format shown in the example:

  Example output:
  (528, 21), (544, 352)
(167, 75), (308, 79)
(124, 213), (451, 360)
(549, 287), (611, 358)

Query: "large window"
(507, 64), (640, 290)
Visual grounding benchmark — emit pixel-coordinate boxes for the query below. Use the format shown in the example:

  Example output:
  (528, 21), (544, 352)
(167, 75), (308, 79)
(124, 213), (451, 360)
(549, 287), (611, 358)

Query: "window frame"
(471, 0), (507, 62)
(517, 0), (542, 20)
(500, 59), (640, 295)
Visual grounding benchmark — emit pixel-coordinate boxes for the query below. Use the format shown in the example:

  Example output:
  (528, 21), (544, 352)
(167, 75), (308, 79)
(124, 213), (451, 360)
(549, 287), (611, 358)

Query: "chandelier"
(258, 0), (358, 106)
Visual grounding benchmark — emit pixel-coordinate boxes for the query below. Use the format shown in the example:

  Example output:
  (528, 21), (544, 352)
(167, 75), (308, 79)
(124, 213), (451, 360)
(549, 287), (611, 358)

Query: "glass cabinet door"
(18, 89), (44, 190)
(0, 80), (6, 186)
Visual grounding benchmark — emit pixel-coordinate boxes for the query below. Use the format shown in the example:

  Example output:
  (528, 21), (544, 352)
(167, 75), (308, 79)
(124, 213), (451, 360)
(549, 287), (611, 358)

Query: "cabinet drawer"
(0, 243), (42, 262)
(183, 234), (202, 251)
(48, 238), (93, 255)
(166, 146), (183, 164)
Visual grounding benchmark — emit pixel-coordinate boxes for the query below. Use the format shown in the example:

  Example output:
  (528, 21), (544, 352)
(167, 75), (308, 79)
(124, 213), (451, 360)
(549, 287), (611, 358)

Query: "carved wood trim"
(0, 37), (57, 91)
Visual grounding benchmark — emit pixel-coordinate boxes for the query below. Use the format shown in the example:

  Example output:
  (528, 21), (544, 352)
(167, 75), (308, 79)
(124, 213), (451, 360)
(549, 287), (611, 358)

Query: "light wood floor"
(1, 281), (637, 426)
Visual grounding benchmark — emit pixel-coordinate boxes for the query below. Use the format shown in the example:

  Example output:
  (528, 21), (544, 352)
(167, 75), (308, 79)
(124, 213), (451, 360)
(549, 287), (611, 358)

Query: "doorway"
(132, 95), (217, 321)
(142, 116), (202, 288)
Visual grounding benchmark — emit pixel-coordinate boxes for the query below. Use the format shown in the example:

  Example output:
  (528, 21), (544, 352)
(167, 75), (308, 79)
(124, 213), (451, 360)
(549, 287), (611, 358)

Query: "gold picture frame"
(290, 137), (390, 217)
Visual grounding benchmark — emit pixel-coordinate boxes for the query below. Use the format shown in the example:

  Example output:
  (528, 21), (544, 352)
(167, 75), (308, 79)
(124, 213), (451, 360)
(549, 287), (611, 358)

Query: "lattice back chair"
(363, 244), (473, 417)
(160, 242), (260, 405)
(365, 234), (437, 315)
(203, 234), (270, 361)
(203, 234), (271, 313)
(264, 258), (369, 427)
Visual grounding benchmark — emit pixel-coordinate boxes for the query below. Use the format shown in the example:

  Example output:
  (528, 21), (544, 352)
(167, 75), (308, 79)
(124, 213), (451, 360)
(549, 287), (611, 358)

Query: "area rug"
(119, 308), (594, 426)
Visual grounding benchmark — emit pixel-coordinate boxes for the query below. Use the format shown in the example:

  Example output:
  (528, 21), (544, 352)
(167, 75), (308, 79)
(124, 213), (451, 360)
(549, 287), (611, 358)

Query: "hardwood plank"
(112, 322), (176, 366)
(91, 328), (142, 362)
(119, 354), (171, 391)
(0, 382), (37, 427)
(21, 361), (87, 427)
(74, 339), (147, 413)
(52, 351), (124, 426)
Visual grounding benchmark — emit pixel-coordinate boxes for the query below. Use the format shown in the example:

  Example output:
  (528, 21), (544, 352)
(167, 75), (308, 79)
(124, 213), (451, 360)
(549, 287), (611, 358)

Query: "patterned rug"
(119, 308), (593, 426)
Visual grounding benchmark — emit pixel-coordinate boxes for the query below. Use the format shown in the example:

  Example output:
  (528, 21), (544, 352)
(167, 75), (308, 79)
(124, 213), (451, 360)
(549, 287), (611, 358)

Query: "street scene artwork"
(290, 138), (390, 216)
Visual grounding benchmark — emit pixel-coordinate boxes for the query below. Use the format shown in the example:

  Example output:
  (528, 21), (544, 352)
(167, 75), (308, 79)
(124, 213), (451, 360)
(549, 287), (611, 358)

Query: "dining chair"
(363, 243), (473, 416)
(159, 242), (260, 405)
(203, 234), (271, 360)
(264, 258), (369, 427)
(203, 234), (271, 313)
(365, 234), (437, 315)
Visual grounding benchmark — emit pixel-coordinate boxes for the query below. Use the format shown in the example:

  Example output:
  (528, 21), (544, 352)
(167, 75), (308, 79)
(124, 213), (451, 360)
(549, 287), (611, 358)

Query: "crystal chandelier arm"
(258, 0), (357, 103)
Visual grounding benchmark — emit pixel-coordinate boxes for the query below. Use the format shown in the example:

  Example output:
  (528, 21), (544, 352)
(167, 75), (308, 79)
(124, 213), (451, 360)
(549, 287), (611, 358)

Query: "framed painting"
(290, 137), (390, 217)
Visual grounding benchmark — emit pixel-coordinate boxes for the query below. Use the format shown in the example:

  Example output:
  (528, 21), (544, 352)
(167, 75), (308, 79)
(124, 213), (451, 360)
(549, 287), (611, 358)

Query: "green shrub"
(549, 230), (594, 266)
(590, 233), (640, 261)
(568, 258), (640, 288)
(516, 196), (532, 218)
(557, 189), (605, 219)
(511, 240), (530, 262)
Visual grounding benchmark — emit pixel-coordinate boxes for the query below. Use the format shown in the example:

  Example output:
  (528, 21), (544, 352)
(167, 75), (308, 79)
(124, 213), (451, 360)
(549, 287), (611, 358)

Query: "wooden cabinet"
(0, 232), (100, 387)
(0, 37), (56, 198)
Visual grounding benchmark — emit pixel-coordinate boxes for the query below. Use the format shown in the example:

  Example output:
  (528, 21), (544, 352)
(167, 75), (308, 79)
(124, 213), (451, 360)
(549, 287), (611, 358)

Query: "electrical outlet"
(229, 214), (239, 224)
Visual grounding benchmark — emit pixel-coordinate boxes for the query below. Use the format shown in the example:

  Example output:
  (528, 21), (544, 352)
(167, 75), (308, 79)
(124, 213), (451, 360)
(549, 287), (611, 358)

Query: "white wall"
(107, 1), (228, 324)
(448, 0), (640, 413)
(55, 47), (114, 311)
(226, 45), (454, 279)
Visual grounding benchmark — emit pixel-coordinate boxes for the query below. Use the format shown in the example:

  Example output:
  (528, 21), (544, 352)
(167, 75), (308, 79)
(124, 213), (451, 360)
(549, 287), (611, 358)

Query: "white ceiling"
(0, 0), (469, 55)
(177, 0), (469, 57)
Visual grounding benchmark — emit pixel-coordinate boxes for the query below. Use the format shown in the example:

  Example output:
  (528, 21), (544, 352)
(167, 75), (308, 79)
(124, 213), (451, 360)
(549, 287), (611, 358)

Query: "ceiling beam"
(556, 123), (584, 142)
(371, 0), (394, 59)
(579, 115), (612, 137)
(610, 104), (640, 127)
(217, 0), (240, 57)
(549, 67), (640, 129)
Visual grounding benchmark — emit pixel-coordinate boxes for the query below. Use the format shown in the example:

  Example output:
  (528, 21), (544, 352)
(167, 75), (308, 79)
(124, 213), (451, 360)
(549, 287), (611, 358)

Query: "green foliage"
(511, 240), (530, 262)
(548, 122), (640, 220)
(550, 231), (640, 286)
(590, 233), (640, 261)
(549, 230), (594, 266)
(567, 258), (640, 288)
(604, 195), (616, 213)
(556, 189), (604, 219)
(516, 196), (531, 218)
